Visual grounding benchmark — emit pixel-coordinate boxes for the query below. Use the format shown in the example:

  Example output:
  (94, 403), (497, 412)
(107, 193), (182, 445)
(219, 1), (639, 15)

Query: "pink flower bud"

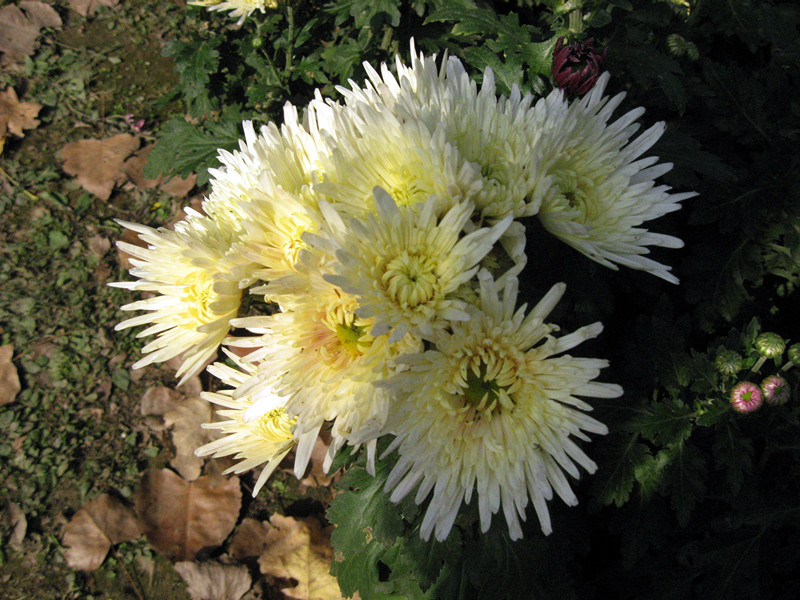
(761, 375), (790, 406)
(552, 36), (608, 96)
(730, 381), (763, 413)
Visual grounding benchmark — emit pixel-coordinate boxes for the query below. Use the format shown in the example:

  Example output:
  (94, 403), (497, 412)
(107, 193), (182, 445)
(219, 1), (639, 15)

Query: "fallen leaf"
(135, 469), (241, 561)
(87, 234), (111, 258)
(60, 134), (140, 200)
(61, 494), (142, 571)
(0, 344), (21, 406)
(164, 396), (216, 481)
(4, 501), (27, 549)
(258, 514), (344, 600)
(175, 562), (251, 600)
(66, 0), (119, 17)
(124, 144), (196, 198)
(0, 2), (61, 69)
(0, 87), (42, 141)
(141, 385), (183, 429)
(229, 518), (273, 561)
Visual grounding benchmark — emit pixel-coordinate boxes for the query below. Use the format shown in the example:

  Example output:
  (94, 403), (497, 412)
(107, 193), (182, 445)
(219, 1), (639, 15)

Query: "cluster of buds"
(721, 333), (797, 414)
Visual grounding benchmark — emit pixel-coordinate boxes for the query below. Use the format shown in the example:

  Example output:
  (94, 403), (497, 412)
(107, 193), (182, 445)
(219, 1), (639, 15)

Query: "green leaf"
(592, 433), (653, 507)
(144, 108), (245, 186)
(628, 395), (695, 446)
(326, 0), (402, 29)
(163, 37), (221, 117)
(328, 453), (406, 597)
(712, 422), (753, 495)
(48, 230), (69, 250)
(668, 440), (707, 526)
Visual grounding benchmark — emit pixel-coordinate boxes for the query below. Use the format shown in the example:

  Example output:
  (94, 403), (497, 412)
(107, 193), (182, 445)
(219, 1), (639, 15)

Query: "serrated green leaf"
(592, 433), (653, 507)
(668, 440), (706, 526)
(629, 396), (695, 446)
(424, 0), (492, 35)
(143, 109), (244, 186)
(463, 46), (523, 93)
(163, 38), (221, 117)
(712, 422), (753, 495)
(328, 453), (406, 598)
(326, 0), (401, 29)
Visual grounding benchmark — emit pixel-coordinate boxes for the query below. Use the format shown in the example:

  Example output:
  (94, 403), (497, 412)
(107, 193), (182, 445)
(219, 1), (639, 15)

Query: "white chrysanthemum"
(111, 212), (247, 384)
(534, 73), (695, 283)
(231, 260), (421, 475)
(310, 94), (484, 220)
(194, 352), (296, 496)
(338, 42), (552, 223)
(381, 271), (623, 542)
(202, 114), (327, 232)
(188, 0), (276, 25)
(310, 188), (512, 342)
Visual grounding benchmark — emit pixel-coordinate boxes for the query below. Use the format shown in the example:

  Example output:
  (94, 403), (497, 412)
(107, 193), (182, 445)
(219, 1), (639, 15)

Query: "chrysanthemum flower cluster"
(113, 44), (693, 541)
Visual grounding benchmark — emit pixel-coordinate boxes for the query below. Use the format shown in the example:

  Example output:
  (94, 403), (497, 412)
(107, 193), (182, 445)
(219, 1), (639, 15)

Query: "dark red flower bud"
(552, 36), (608, 96)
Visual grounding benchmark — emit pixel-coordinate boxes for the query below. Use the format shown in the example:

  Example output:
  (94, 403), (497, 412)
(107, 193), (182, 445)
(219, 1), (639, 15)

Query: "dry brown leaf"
(87, 234), (111, 258)
(0, 87), (42, 139)
(20, 1), (62, 27)
(4, 501), (27, 549)
(140, 385), (183, 428)
(175, 562), (252, 600)
(123, 144), (196, 198)
(135, 469), (241, 561)
(229, 518), (273, 561)
(61, 494), (143, 571)
(164, 396), (216, 481)
(0, 2), (61, 69)
(66, 0), (119, 17)
(60, 134), (140, 201)
(258, 515), (344, 600)
(0, 344), (21, 406)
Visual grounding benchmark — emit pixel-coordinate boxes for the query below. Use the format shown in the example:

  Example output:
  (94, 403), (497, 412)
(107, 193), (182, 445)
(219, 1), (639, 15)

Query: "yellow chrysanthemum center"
(382, 251), (438, 308)
(255, 408), (296, 441)
(319, 296), (373, 364)
(386, 167), (430, 207)
(181, 272), (216, 325)
(443, 336), (523, 422)
(335, 322), (368, 358)
(282, 224), (307, 265)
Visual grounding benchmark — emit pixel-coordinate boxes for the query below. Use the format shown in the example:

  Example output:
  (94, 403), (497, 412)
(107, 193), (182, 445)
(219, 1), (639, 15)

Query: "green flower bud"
(755, 332), (785, 358)
(788, 343), (800, 365)
(715, 349), (743, 376)
(251, 36), (264, 49)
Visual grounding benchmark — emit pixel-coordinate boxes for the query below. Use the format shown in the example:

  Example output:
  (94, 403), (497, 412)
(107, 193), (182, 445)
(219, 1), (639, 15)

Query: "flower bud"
(755, 332), (786, 358)
(552, 36), (608, 96)
(715, 349), (743, 376)
(761, 375), (790, 406)
(730, 381), (763, 414)
(788, 343), (800, 365)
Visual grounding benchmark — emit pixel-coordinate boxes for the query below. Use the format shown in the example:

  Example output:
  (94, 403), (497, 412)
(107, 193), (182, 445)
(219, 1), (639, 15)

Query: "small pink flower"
(730, 381), (763, 413)
(552, 36), (608, 96)
(761, 375), (790, 406)
(124, 113), (146, 133)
